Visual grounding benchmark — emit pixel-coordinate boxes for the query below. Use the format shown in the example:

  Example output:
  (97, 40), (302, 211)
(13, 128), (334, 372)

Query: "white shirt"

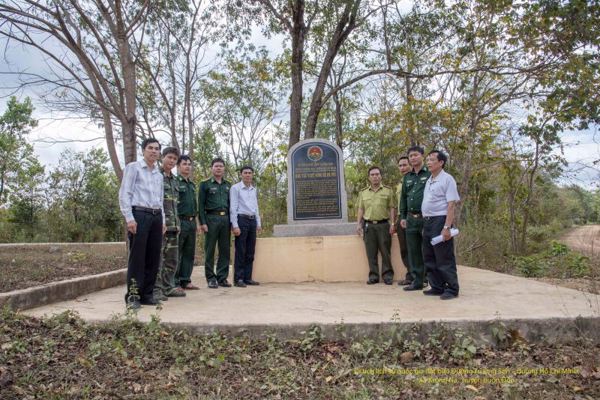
(230, 181), (261, 228)
(119, 160), (165, 223)
(422, 169), (460, 217)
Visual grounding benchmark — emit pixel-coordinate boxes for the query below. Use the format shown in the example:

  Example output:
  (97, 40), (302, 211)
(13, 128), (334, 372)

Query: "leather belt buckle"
(371, 220), (379, 224)
(219, 211), (226, 216)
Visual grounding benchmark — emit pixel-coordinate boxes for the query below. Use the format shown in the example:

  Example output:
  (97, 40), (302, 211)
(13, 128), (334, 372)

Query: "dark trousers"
(406, 214), (425, 287)
(176, 219), (197, 287)
(364, 222), (394, 282)
(422, 216), (459, 296)
(126, 209), (163, 302)
(395, 221), (412, 282)
(204, 214), (230, 282)
(234, 216), (257, 282)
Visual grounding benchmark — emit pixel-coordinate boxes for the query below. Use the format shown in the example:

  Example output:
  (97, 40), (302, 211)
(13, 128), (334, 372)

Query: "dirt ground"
(0, 243), (127, 293)
(562, 225), (600, 259)
(538, 225), (600, 295)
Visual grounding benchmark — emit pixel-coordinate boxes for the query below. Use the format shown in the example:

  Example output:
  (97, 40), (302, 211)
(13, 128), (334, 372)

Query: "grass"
(1, 309), (599, 399)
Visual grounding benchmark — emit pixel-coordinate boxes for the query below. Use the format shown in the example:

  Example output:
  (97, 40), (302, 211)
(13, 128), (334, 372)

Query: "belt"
(132, 206), (161, 215)
(364, 219), (388, 224)
(239, 214), (255, 220)
(408, 212), (422, 218)
(180, 215), (196, 221)
(207, 210), (227, 216)
(423, 215), (445, 221)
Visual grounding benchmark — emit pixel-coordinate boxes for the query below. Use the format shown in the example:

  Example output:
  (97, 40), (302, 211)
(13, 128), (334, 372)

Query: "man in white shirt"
(421, 150), (460, 300)
(119, 138), (166, 309)
(230, 166), (262, 287)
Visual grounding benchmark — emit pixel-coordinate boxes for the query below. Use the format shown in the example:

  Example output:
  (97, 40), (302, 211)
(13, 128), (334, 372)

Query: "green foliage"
(2, 146), (122, 243)
(0, 97), (39, 205)
(450, 332), (478, 361)
(510, 241), (590, 278)
(44, 148), (121, 242)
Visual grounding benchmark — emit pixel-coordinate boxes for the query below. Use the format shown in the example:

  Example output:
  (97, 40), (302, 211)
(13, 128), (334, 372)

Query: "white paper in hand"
(431, 228), (459, 245)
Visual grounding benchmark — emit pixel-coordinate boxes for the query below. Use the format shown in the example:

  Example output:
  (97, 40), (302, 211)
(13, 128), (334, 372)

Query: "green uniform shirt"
(162, 169), (180, 231)
(198, 177), (231, 225)
(400, 165), (431, 219)
(357, 185), (396, 221)
(396, 182), (403, 212)
(177, 175), (197, 217)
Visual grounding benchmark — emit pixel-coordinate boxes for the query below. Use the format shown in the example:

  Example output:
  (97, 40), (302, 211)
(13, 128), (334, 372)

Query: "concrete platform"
(253, 235), (407, 282)
(24, 266), (600, 342)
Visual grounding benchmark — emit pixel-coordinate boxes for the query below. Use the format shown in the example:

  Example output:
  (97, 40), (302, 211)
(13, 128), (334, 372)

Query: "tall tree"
(0, 96), (39, 204)
(0, 0), (152, 179)
(136, 0), (219, 158)
(202, 46), (286, 170)
(237, 0), (365, 147)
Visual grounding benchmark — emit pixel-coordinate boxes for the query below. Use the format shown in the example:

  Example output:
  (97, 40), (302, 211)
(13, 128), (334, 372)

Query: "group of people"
(118, 138), (261, 309)
(118, 139), (459, 309)
(356, 145), (460, 300)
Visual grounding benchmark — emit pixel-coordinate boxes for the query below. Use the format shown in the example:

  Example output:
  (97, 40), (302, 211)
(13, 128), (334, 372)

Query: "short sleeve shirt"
(357, 185), (396, 221)
(421, 170), (460, 217)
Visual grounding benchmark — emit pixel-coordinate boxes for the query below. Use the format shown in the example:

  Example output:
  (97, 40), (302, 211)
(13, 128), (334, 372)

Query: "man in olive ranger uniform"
(356, 166), (397, 285)
(399, 145), (431, 291)
(154, 147), (186, 300)
(175, 155), (201, 290)
(198, 157), (232, 289)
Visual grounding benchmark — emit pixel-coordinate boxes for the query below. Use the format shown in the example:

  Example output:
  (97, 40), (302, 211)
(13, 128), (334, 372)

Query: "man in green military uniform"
(399, 145), (431, 291)
(154, 147), (186, 301)
(396, 156), (413, 286)
(356, 166), (397, 285)
(175, 155), (201, 290)
(198, 157), (232, 289)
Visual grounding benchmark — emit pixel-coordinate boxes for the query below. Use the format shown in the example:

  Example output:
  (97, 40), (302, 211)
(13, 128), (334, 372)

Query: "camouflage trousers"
(154, 231), (179, 296)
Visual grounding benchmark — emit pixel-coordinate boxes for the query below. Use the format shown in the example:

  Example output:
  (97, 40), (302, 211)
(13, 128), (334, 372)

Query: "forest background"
(0, 0), (599, 276)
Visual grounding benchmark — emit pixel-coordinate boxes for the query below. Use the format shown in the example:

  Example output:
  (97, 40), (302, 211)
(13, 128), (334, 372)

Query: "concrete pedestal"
(252, 235), (407, 283)
(273, 222), (356, 237)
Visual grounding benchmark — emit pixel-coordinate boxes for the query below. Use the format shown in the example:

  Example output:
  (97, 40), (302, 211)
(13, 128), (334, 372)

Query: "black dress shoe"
(244, 280), (260, 286)
(218, 280), (232, 287)
(366, 279), (379, 285)
(440, 292), (458, 300)
(234, 280), (247, 287)
(140, 297), (162, 306)
(423, 289), (444, 296)
(208, 279), (218, 289)
(397, 279), (413, 286)
(403, 284), (423, 291)
(384, 279), (393, 285)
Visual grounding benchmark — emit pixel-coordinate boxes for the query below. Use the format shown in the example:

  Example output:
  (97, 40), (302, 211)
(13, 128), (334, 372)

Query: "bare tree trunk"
(404, 75), (417, 145)
(101, 110), (123, 180)
(520, 140), (540, 252)
(289, 0), (306, 148)
(303, 1), (359, 140)
(115, 0), (138, 164)
(455, 73), (481, 224)
(333, 91), (343, 149)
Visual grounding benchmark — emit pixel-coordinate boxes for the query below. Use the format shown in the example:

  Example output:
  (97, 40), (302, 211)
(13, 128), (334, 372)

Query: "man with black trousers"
(119, 138), (166, 309)
(230, 166), (262, 287)
(198, 157), (232, 288)
(421, 150), (460, 300)
(399, 146), (431, 291)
